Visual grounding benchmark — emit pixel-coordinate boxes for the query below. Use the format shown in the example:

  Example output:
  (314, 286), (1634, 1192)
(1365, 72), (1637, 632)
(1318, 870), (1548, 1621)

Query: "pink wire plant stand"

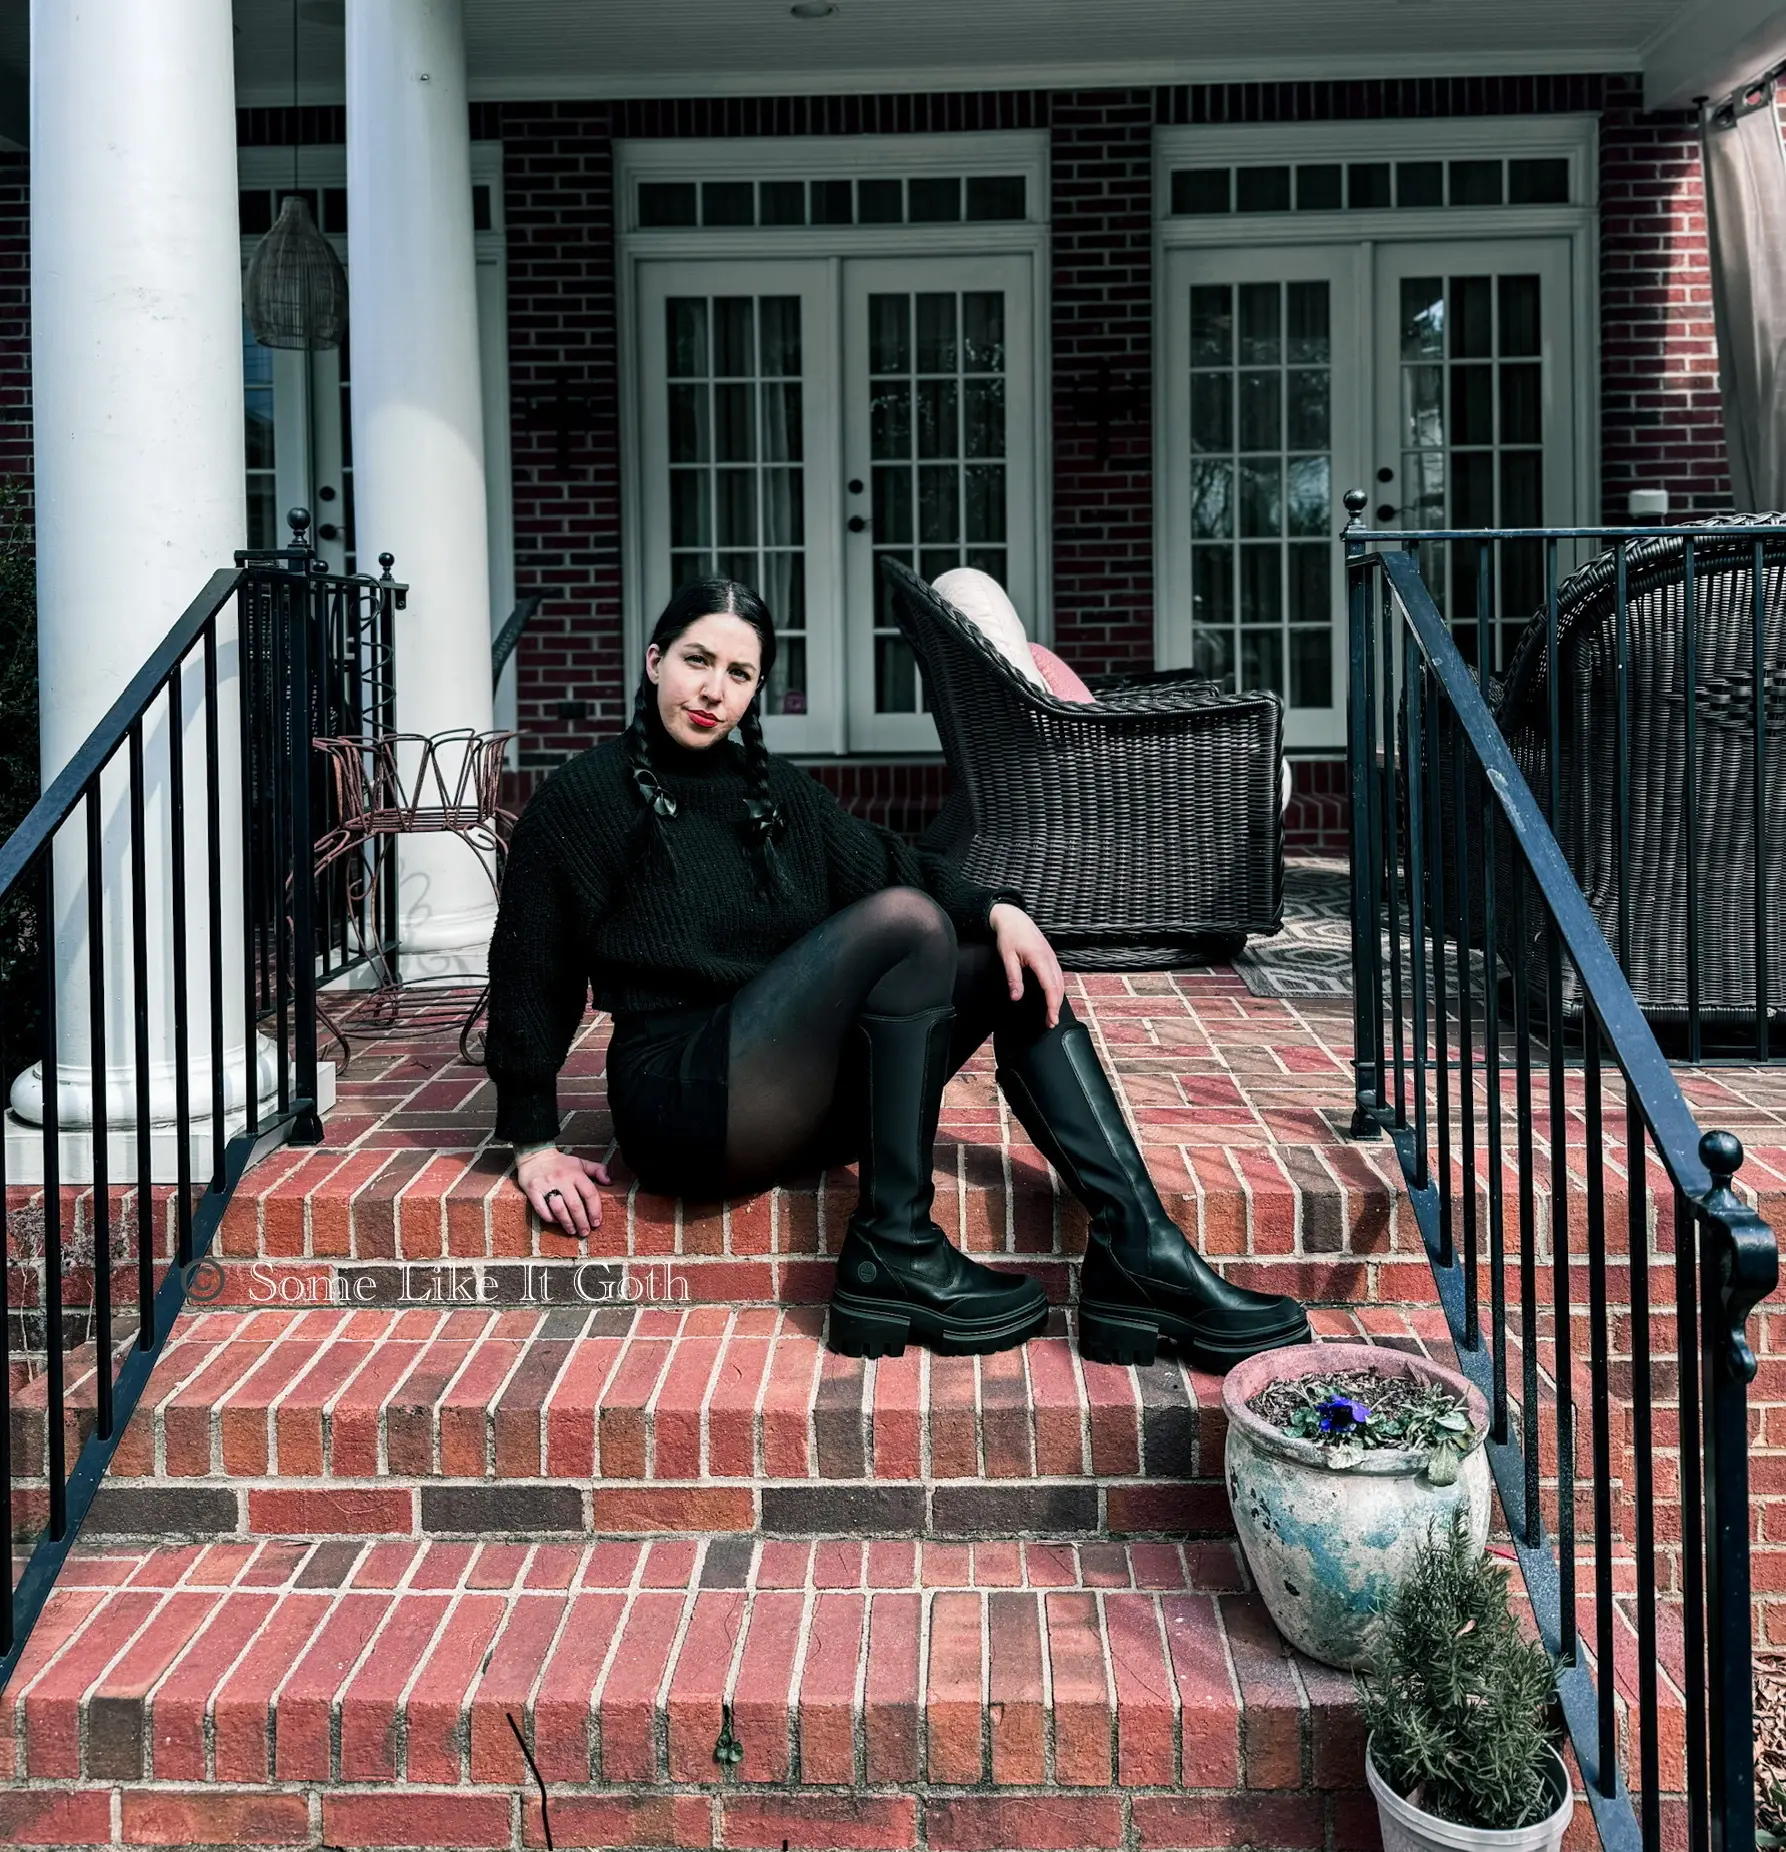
(309, 726), (518, 1064)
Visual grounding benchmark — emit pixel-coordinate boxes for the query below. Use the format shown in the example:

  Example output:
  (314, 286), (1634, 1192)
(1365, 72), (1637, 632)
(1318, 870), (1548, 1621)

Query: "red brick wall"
(1598, 76), (1731, 517)
(0, 152), (30, 496)
(1049, 90), (1156, 671)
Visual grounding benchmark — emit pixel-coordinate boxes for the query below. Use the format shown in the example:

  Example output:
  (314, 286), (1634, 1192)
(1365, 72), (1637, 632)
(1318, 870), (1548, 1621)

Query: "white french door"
(1161, 235), (1578, 746)
(635, 252), (1039, 756)
(843, 254), (1036, 753)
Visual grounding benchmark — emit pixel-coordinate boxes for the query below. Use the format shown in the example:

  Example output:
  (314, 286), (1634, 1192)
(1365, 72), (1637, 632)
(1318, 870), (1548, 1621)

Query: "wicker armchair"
(1491, 516), (1786, 1033)
(881, 559), (1284, 969)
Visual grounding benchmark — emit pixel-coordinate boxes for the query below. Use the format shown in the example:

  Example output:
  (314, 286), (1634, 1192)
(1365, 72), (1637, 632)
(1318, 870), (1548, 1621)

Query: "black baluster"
(1513, 875), (1538, 1542)
(1427, 672), (1453, 1270)
(39, 852), (64, 1539)
(1672, 1182), (1710, 1852)
(1753, 540), (1770, 1060)
(1404, 630), (1430, 1186)
(167, 671), (192, 1267)
(84, 789), (110, 1439)
(1683, 538), (1701, 1065)
(129, 722), (153, 1348)
(203, 617), (226, 1190)
(1628, 1101), (1660, 1849)
(1453, 705), (1479, 1350)
(1582, 1017), (1616, 1795)
(1381, 561), (1405, 1128)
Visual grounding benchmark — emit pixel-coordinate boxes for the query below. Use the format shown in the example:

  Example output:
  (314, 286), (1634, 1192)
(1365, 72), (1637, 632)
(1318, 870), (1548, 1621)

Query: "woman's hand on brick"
(514, 1145), (611, 1237)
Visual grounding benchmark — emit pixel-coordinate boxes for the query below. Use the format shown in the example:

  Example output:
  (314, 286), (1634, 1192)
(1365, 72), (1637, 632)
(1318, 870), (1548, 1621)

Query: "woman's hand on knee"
(514, 1145), (611, 1237)
(988, 903), (1066, 1028)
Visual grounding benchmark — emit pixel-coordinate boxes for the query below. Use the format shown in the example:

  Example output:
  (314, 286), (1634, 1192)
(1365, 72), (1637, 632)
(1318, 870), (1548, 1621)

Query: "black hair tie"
(632, 764), (678, 819)
(743, 794), (785, 846)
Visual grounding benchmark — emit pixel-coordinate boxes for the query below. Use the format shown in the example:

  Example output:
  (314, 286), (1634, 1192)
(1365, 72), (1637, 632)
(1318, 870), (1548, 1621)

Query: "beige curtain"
(1702, 85), (1786, 510)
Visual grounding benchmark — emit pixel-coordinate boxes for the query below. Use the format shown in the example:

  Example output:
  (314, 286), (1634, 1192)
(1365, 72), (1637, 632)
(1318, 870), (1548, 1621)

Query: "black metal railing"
(1346, 495), (1779, 1852)
(1, 519), (403, 1688)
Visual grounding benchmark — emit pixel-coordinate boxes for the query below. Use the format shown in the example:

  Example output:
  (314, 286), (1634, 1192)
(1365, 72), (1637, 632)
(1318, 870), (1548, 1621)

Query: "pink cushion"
(1029, 644), (1096, 704)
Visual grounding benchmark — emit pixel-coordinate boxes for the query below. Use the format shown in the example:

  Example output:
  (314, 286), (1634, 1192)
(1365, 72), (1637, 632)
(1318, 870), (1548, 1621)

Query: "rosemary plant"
(1359, 1512), (1560, 1832)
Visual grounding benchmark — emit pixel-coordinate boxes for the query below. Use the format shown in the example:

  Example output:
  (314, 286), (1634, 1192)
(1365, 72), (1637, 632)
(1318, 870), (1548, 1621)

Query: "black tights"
(721, 887), (1055, 1192)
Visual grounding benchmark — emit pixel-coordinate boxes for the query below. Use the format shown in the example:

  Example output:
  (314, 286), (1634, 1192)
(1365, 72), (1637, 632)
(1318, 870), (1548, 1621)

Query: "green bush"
(1359, 1511), (1561, 1832)
(0, 478), (40, 1068)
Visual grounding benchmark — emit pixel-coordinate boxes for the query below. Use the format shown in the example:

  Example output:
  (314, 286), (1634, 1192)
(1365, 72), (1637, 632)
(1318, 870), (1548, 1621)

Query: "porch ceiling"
(208, 0), (1747, 103)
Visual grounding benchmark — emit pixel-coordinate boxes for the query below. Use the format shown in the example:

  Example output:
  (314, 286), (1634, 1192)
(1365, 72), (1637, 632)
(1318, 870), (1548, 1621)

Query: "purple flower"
(1317, 1396), (1371, 1434)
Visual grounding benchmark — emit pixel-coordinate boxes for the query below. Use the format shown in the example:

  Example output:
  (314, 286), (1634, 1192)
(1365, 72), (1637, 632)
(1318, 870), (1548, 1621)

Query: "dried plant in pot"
(1222, 1341), (1493, 1669)
(1361, 1513), (1572, 1852)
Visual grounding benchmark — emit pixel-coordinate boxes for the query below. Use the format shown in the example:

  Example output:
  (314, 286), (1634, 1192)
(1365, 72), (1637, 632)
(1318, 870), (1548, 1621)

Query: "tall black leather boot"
(828, 1005), (1050, 1359)
(996, 1003), (1309, 1370)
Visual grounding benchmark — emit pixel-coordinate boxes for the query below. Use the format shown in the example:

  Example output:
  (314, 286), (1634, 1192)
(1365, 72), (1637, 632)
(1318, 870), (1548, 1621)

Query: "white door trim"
(616, 130), (1052, 758)
(1152, 115), (1601, 681)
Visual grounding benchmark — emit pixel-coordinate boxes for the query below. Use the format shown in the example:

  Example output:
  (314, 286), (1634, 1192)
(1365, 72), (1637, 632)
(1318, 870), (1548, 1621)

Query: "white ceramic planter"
(1367, 1738), (1574, 1852)
(1222, 1341), (1492, 1670)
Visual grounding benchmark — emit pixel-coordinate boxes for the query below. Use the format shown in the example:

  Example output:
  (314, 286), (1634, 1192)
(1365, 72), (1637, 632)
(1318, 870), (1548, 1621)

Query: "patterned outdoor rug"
(1232, 859), (1356, 998)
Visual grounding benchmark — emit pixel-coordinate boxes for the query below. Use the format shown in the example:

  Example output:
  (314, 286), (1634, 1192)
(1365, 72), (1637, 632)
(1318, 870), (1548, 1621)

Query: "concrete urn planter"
(1222, 1342), (1492, 1670)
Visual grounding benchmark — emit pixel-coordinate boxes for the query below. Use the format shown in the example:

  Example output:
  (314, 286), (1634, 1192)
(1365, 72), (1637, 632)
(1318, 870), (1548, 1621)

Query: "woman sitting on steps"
(484, 576), (1309, 1369)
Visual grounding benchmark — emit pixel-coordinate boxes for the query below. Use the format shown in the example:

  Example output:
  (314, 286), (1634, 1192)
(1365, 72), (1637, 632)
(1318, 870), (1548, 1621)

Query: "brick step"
(4, 1128), (1422, 1324)
(15, 1301), (1264, 1543)
(14, 1307), (1457, 1548)
(0, 1532), (1376, 1852)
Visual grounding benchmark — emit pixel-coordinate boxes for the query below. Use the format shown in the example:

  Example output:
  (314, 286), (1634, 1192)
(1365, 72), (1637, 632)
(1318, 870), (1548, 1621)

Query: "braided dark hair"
(624, 578), (787, 897)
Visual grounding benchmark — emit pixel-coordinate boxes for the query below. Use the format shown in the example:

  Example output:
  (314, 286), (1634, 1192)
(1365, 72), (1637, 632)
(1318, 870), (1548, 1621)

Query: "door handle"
(1375, 504), (1397, 522)
(848, 515), (870, 534)
(318, 523), (341, 541)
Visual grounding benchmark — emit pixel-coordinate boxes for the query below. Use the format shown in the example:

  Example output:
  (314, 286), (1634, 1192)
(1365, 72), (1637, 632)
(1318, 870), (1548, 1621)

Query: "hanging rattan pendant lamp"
(244, 0), (347, 350)
(245, 193), (347, 349)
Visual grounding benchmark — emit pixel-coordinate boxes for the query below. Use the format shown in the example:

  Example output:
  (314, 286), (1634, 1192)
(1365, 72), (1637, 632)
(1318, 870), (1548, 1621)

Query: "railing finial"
(378, 551), (396, 582)
(287, 506), (312, 546)
(1342, 488), (1369, 532)
(1701, 1127), (1744, 1191)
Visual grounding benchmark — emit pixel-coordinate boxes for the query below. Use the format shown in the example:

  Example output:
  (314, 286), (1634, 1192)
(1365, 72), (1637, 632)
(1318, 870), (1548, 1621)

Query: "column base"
(4, 1061), (337, 1186)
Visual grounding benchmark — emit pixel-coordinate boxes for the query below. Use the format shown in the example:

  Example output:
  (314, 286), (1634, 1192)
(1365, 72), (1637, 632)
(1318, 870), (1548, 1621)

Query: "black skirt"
(605, 1002), (733, 1201)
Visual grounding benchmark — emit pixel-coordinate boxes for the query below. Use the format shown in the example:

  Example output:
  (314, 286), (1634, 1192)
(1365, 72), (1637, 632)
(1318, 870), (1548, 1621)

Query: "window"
(636, 173), (1029, 230)
(1168, 155), (1572, 217)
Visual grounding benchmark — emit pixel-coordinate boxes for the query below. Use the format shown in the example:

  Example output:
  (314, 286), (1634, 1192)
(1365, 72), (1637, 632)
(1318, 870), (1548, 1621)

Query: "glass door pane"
(637, 260), (839, 754)
(844, 254), (1035, 755)
(1161, 244), (1362, 750)
(1186, 277), (1334, 706)
(664, 292), (810, 716)
(865, 287), (1009, 713)
(1375, 239), (1575, 673)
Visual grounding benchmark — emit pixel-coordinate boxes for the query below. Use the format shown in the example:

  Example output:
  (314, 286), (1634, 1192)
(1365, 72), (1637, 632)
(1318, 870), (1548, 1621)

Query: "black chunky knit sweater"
(484, 708), (1020, 1144)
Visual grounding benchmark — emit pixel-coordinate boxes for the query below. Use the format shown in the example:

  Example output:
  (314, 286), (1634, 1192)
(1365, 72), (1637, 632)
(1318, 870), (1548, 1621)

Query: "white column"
(12, 0), (269, 1175)
(346, 0), (497, 979)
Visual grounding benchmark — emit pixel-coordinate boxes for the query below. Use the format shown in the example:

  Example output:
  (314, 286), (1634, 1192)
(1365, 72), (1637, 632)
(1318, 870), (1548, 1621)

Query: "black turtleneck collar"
(641, 695), (742, 780)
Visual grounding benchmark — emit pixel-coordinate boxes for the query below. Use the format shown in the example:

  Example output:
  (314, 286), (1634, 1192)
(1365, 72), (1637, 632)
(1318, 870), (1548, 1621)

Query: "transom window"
(637, 174), (1028, 230)
(1169, 157), (1571, 217)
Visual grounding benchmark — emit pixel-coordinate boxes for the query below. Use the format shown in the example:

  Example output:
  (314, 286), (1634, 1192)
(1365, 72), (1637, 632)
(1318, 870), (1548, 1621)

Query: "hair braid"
(621, 671), (679, 878)
(736, 701), (787, 898)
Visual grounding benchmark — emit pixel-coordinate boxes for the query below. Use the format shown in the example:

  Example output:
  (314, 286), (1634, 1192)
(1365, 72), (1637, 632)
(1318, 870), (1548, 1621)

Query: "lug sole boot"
(997, 1006), (1309, 1371)
(828, 1006), (1050, 1359)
